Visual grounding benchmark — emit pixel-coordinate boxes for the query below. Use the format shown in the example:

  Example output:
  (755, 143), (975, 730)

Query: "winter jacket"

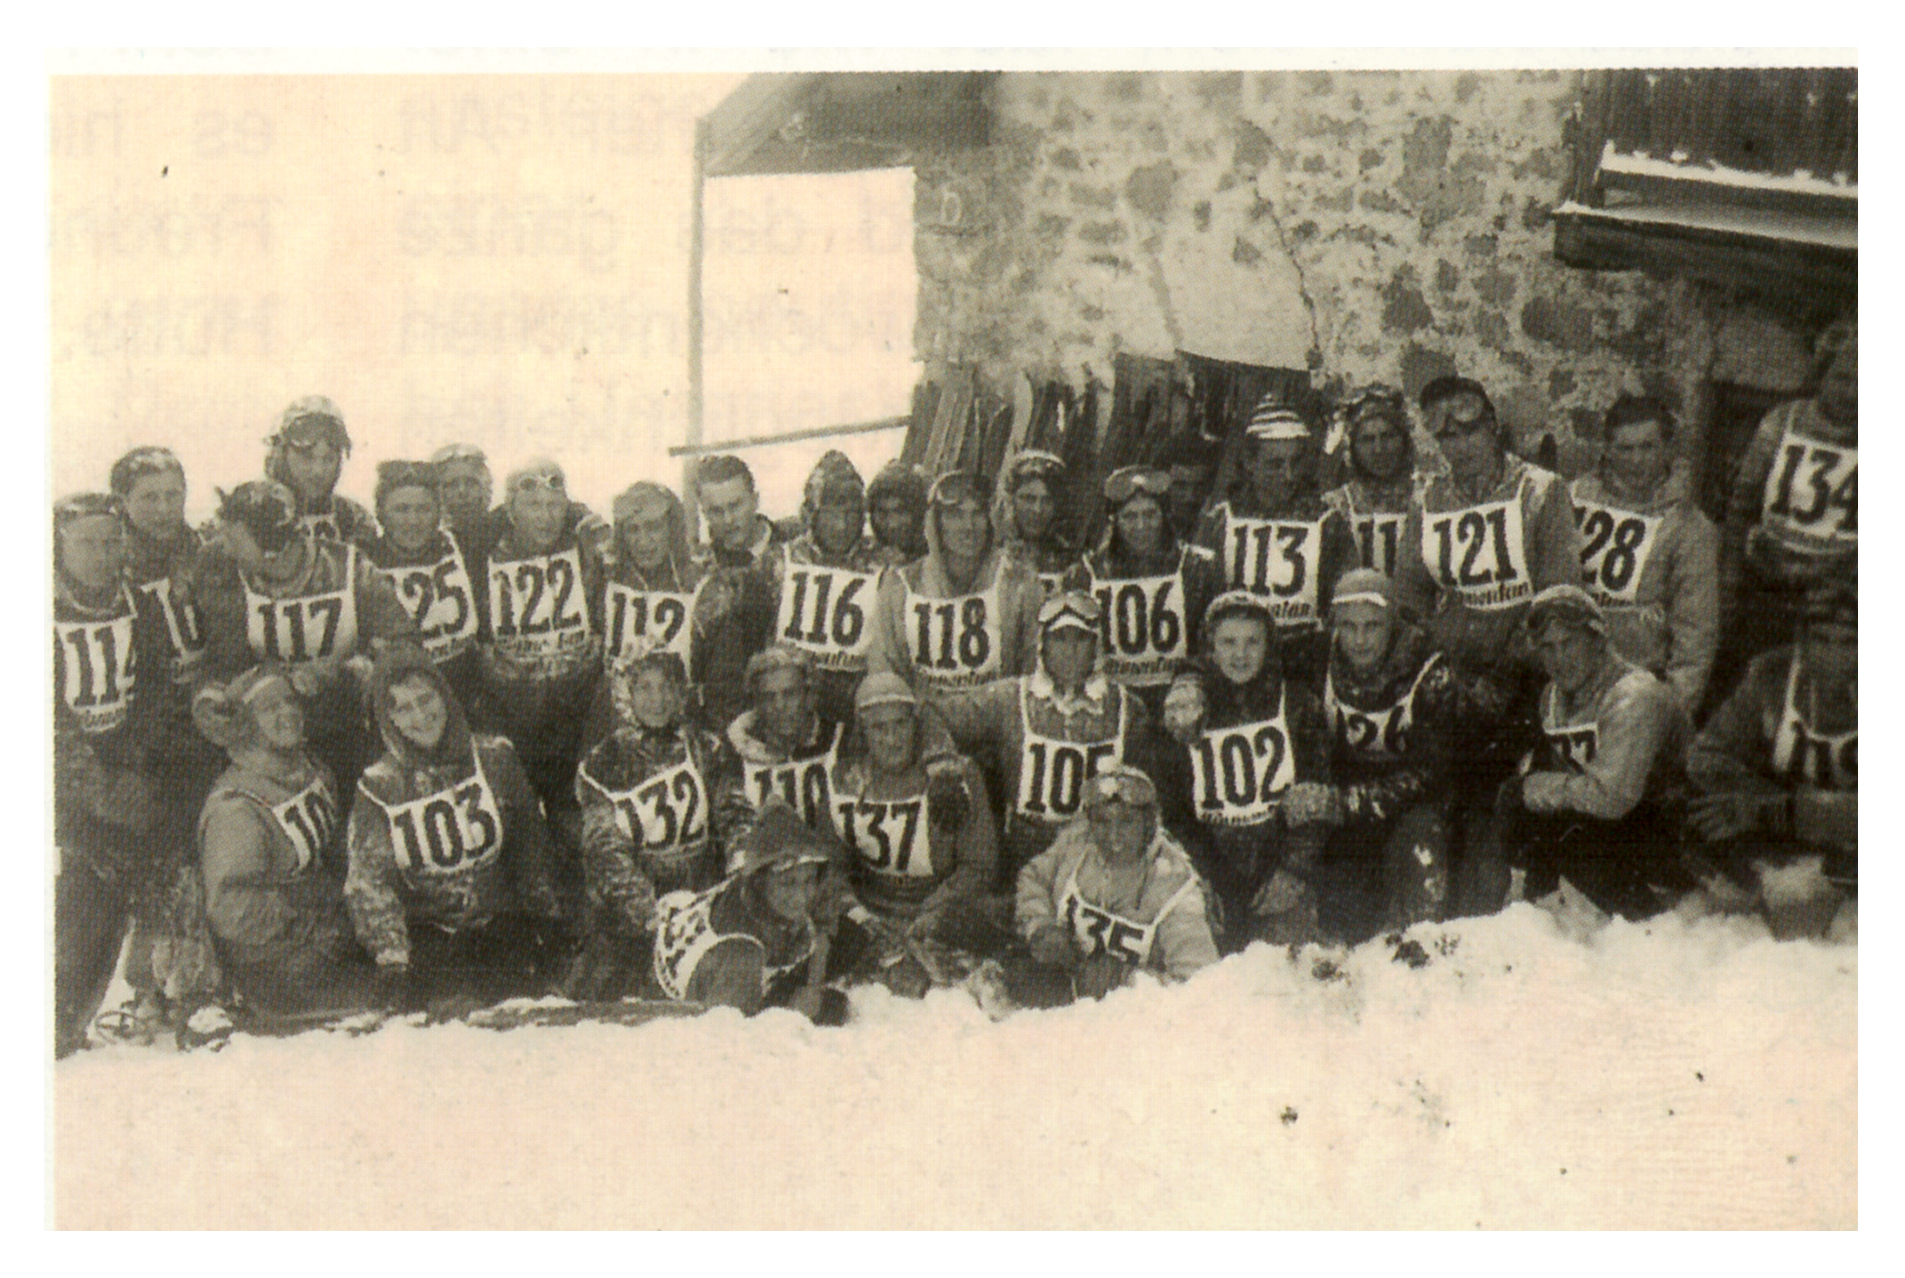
(1395, 455), (1582, 679)
(1521, 654), (1687, 822)
(867, 509), (1044, 695)
(1322, 473), (1420, 579)
(1077, 540), (1224, 691)
(293, 493), (380, 552)
(1322, 621), (1460, 825)
(690, 513), (785, 732)
(126, 521), (208, 682)
(1016, 822), (1219, 982)
(1689, 646), (1855, 849)
(1724, 396), (1857, 596)
(576, 720), (744, 935)
(712, 708), (851, 844)
(475, 524), (604, 758)
(366, 527), (486, 712)
(928, 666), (1159, 884)
(828, 748), (998, 923)
(1192, 492), (1358, 638)
(1569, 462), (1720, 712)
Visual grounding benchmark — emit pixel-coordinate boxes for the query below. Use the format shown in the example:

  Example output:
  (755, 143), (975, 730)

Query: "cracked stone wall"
(914, 70), (1826, 469)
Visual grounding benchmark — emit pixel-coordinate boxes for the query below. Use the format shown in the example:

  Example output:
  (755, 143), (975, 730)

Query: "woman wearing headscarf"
(345, 646), (569, 1013)
(193, 664), (380, 1020)
(1156, 592), (1337, 950)
(995, 449), (1081, 597)
(366, 461), (485, 714)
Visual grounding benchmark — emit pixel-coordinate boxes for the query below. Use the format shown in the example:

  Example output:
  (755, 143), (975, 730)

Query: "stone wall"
(914, 70), (1826, 473)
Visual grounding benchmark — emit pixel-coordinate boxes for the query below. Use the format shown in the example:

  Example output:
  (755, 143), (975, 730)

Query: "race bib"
(136, 576), (204, 666)
(488, 547), (591, 662)
(1189, 714), (1295, 827)
(1776, 721), (1856, 792)
(1543, 722), (1598, 773)
(1422, 498), (1532, 611)
(1091, 571), (1187, 685)
(1331, 697), (1410, 762)
(55, 610), (137, 735)
(603, 582), (695, 667)
(743, 753), (835, 831)
(833, 795), (933, 879)
(1062, 892), (1154, 965)
(1220, 513), (1324, 626)
(270, 774), (338, 872)
(382, 547), (479, 660)
(905, 584), (1003, 688)
(245, 555), (359, 663)
(1015, 730), (1122, 823)
(1761, 429), (1856, 552)
(379, 767), (504, 876)
(653, 886), (720, 1002)
(601, 759), (709, 853)
(1352, 513), (1406, 578)
(776, 564), (878, 671)
(1573, 501), (1662, 607)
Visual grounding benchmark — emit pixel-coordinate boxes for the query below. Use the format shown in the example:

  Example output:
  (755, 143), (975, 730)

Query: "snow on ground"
(54, 904), (1854, 1229)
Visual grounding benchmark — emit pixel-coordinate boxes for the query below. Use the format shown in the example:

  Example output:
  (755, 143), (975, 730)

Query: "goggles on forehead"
(54, 492), (126, 524)
(1428, 394), (1492, 433)
(508, 471), (567, 495)
(1104, 466), (1172, 505)
(929, 471), (987, 508)
(430, 443), (490, 468)
(1345, 385), (1406, 423)
(1038, 589), (1103, 631)
(1011, 450), (1066, 477)
(1086, 768), (1157, 810)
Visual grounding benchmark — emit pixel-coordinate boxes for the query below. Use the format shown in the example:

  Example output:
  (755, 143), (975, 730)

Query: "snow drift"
(53, 903), (1855, 1229)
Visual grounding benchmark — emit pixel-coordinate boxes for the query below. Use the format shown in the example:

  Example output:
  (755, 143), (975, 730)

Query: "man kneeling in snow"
(651, 798), (863, 1025)
(1012, 765), (1219, 1006)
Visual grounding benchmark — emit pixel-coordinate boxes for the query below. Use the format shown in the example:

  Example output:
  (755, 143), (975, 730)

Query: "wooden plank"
(668, 415), (910, 457)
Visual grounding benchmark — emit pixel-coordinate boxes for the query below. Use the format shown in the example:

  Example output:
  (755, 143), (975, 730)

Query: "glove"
(1252, 868), (1310, 918)
(1027, 922), (1077, 969)
(1073, 951), (1128, 1001)
(1162, 680), (1206, 743)
(926, 765), (971, 832)
(373, 962), (415, 1013)
(1281, 782), (1343, 828)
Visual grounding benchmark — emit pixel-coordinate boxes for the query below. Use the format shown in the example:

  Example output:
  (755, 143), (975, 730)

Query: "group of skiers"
(52, 317), (1857, 1054)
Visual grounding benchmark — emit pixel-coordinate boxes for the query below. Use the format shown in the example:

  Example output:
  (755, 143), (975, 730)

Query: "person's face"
(1605, 419), (1669, 493)
(1333, 600), (1395, 675)
(1042, 627), (1098, 689)
(1802, 619), (1857, 686)
(508, 485), (569, 555)
(700, 477), (759, 554)
(59, 514), (126, 594)
(754, 666), (812, 747)
(437, 461), (492, 529)
(1166, 464), (1208, 536)
(250, 680), (306, 751)
(1248, 438), (1311, 510)
(1532, 620), (1603, 697)
(1012, 478), (1055, 542)
(1350, 414), (1409, 484)
(870, 496), (917, 551)
(861, 703), (919, 773)
(1211, 615), (1269, 686)
(386, 674), (448, 752)
(936, 499), (989, 561)
(628, 665), (685, 730)
(1428, 392), (1501, 478)
(1115, 495), (1166, 558)
(813, 497), (864, 559)
(123, 471), (187, 541)
(381, 485), (441, 554)
(622, 497), (676, 574)
(280, 439), (342, 503)
(757, 859), (820, 924)
(1088, 803), (1150, 865)
(1818, 336), (1858, 424)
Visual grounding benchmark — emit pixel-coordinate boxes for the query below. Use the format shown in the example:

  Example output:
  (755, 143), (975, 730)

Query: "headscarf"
(610, 480), (695, 588)
(366, 644), (474, 771)
(264, 396), (352, 496)
(866, 459), (930, 559)
(800, 451), (867, 532)
(995, 450), (1073, 559)
(52, 491), (125, 586)
(191, 664), (297, 754)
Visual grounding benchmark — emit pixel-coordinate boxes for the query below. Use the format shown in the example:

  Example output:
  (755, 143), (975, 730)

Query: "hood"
(992, 452), (1075, 562)
(799, 451), (867, 542)
(191, 664), (296, 755)
(728, 798), (841, 878)
(920, 474), (1001, 593)
(610, 481), (697, 589)
(865, 460), (929, 558)
(366, 644), (474, 771)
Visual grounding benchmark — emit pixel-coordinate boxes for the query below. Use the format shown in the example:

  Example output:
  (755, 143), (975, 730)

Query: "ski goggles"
(111, 446), (186, 490)
(54, 492), (126, 525)
(1103, 466), (1172, 505)
(1344, 384), (1407, 425)
(1009, 450), (1067, 483)
(928, 471), (988, 509)
(429, 442), (490, 468)
(1203, 589), (1276, 630)
(505, 468), (568, 496)
(1085, 767), (1157, 811)
(1525, 585), (1605, 636)
(1039, 589), (1103, 634)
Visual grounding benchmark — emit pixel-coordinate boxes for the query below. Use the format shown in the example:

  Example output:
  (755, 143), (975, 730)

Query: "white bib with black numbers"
(1572, 499), (1663, 608)
(1760, 426), (1856, 553)
(904, 580), (1004, 689)
(741, 724), (841, 833)
(1188, 689), (1297, 828)
(244, 547), (360, 664)
(55, 592), (138, 736)
(652, 882), (812, 1002)
(300, 512), (343, 544)
(382, 545), (480, 661)
(1422, 493), (1533, 612)
(1352, 513), (1407, 578)
(1037, 569), (1069, 601)
(1219, 509), (1326, 628)
(270, 772), (338, 872)
(136, 575), (204, 667)
(1013, 687), (1125, 824)
(1089, 567), (1188, 686)
(776, 562), (879, 672)
(603, 581), (697, 669)
(374, 755), (504, 876)
(1771, 660), (1856, 792)
(1325, 656), (1439, 764)
(488, 546), (591, 663)
(590, 757), (711, 859)
(1540, 687), (1598, 773)
(1058, 857), (1201, 967)
(833, 793), (934, 879)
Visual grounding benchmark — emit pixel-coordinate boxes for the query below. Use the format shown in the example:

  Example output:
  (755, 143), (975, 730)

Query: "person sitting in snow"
(1011, 765), (1219, 1007)
(650, 798), (862, 1025)
(1685, 572), (1855, 942)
